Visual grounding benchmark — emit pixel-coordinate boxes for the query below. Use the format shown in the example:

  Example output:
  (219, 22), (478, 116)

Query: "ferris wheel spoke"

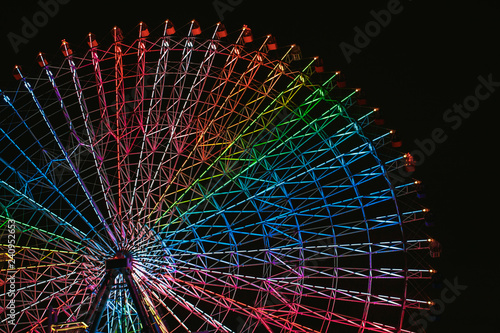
(121, 27), (153, 223)
(0, 178), (108, 255)
(85, 45), (121, 236)
(161, 143), (394, 247)
(0, 126), (109, 246)
(110, 27), (130, 241)
(0, 210), (86, 256)
(158, 84), (350, 231)
(133, 36), (221, 235)
(186, 176), (395, 234)
(1, 265), (91, 328)
(165, 221), (429, 270)
(175, 258), (432, 284)
(128, 32), (172, 226)
(140, 284), (193, 333)
(13, 69), (119, 252)
(128, 53), (205, 227)
(177, 266), (305, 329)
(0, 245), (81, 271)
(140, 273), (267, 333)
(149, 41), (306, 232)
(158, 106), (314, 237)
(61, 52), (124, 247)
(168, 239), (428, 274)
(139, 27), (200, 215)
(135, 271), (236, 333)
(172, 266), (428, 331)
(158, 272), (320, 333)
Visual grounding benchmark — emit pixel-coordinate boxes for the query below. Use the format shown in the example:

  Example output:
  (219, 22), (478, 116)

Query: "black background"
(0, 0), (497, 331)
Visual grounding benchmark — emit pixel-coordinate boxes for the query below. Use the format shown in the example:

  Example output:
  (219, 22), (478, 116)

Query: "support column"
(84, 252), (164, 333)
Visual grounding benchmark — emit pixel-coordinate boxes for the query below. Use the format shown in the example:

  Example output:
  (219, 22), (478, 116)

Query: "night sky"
(0, 0), (497, 331)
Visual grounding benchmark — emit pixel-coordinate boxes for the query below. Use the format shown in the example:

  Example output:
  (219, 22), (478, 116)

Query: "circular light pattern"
(0, 20), (434, 333)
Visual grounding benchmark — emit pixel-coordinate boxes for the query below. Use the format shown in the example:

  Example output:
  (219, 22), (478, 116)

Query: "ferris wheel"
(0, 20), (438, 333)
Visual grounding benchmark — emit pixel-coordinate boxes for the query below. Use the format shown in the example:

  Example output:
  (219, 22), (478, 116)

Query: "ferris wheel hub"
(105, 250), (133, 270)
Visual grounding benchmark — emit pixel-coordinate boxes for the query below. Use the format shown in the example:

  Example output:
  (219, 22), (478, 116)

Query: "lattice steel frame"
(0, 21), (434, 333)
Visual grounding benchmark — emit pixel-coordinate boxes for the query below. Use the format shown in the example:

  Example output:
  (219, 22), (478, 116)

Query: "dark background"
(0, 0), (497, 331)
